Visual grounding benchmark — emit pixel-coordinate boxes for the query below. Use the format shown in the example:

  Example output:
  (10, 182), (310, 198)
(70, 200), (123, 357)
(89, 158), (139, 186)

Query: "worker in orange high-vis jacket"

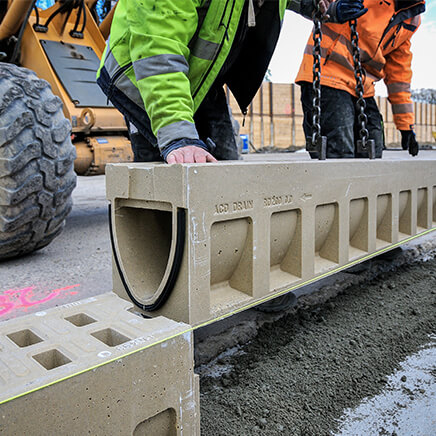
(295, 0), (425, 158)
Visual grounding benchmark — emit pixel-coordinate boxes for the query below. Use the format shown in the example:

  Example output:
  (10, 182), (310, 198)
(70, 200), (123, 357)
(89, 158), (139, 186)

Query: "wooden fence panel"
(228, 83), (436, 150)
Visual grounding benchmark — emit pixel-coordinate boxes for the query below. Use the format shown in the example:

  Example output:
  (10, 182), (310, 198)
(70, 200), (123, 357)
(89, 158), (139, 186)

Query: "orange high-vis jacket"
(296, 0), (425, 131)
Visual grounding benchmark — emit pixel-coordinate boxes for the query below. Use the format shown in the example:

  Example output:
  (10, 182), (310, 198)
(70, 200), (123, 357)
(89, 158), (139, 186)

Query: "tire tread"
(0, 64), (76, 259)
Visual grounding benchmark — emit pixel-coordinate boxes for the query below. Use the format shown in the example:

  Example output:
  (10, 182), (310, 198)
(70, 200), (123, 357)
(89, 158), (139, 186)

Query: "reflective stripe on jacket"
(295, 0), (425, 131)
(97, 0), (290, 148)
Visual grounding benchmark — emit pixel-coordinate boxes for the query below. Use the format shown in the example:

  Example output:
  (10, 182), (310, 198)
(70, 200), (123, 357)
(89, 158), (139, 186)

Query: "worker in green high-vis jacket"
(97, 0), (367, 164)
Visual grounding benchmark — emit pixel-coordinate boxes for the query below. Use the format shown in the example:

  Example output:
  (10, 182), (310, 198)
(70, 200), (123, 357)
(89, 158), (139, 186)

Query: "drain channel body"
(106, 153), (436, 326)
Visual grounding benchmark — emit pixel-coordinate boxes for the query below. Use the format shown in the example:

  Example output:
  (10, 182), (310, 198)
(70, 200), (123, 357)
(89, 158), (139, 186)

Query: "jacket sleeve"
(126, 0), (201, 149)
(383, 21), (420, 131)
(287, 0), (314, 19)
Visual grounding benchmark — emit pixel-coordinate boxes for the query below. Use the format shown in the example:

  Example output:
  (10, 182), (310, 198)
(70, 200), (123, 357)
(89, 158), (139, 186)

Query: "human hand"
(161, 138), (217, 163)
(166, 145), (217, 164)
(319, 0), (334, 15)
(400, 130), (419, 157)
(327, 0), (368, 23)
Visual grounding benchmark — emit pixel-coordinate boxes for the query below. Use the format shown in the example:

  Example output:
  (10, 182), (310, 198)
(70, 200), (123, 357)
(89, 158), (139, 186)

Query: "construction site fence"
(226, 83), (436, 150)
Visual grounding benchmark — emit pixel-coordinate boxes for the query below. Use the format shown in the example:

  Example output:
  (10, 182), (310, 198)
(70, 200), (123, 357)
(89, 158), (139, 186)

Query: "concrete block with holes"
(107, 152), (436, 326)
(0, 293), (199, 435)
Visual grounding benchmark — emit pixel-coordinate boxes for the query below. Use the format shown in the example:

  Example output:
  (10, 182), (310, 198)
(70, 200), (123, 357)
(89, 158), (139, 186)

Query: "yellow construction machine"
(0, 0), (131, 259)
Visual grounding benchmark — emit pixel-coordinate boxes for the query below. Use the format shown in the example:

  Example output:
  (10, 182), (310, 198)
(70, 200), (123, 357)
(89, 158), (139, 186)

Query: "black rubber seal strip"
(108, 204), (186, 312)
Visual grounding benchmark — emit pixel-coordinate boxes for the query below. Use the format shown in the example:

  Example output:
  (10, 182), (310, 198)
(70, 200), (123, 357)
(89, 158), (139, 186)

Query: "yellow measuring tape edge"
(1, 227), (435, 406)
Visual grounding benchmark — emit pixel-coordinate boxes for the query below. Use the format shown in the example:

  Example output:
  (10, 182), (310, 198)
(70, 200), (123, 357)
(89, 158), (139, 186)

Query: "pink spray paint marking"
(0, 284), (81, 317)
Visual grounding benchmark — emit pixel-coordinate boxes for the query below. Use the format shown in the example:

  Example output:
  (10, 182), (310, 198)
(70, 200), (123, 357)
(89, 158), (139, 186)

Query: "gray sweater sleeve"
(287, 0), (315, 20)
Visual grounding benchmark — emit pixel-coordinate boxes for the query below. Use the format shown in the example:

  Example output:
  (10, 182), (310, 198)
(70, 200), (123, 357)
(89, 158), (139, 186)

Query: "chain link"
(349, 19), (369, 144)
(311, 0), (323, 144)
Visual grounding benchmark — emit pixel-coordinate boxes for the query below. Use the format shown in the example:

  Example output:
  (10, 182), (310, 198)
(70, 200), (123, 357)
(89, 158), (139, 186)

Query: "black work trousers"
(129, 85), (239, 162)
(300, 83), (384, 159)
(110, 81), (238, 161)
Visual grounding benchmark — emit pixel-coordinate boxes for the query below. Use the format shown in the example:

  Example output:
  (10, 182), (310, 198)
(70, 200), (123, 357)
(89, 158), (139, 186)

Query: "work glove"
(327, 0), (368, 23)
(400, 130), (419, 156)
(161, 138), (217, 164)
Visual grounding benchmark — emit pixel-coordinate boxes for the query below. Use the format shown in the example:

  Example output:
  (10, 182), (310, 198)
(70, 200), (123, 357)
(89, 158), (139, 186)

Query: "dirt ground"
(199, 255), (436, 435)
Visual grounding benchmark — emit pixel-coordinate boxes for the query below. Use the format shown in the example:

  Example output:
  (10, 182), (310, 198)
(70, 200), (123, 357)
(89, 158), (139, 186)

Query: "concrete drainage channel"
(1, 154), (435, 434)
(197, 233), (436, 435)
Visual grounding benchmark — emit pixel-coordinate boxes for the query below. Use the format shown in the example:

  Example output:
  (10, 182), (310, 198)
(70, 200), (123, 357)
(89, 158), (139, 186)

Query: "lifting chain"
(306, 0), (327, 160)
(349, 19), (375, 159)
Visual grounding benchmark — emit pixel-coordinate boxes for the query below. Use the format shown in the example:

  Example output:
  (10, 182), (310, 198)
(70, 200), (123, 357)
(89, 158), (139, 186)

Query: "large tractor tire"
(0, 63), (76, 260)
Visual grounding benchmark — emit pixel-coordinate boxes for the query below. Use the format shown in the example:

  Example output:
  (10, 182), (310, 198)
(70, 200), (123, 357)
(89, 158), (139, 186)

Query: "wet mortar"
(199, 256), (436, 435)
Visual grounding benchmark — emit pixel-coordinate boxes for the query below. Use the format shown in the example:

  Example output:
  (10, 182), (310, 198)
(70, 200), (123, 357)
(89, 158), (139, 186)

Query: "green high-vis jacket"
(98, 0), (304, 148)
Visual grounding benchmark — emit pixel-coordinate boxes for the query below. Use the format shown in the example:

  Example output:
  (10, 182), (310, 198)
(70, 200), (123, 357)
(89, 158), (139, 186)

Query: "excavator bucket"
(19, 3), (132, 174)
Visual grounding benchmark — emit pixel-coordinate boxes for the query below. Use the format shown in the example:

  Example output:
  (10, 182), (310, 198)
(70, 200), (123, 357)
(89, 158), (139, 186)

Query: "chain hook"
(306, 0), (327, 160)
(349, 19), (375, 159)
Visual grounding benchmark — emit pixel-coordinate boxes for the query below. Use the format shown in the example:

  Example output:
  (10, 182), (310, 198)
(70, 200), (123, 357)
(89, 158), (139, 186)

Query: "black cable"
(79, 0), (87, 34)
(33, 3), (40, 27)
(43, 2), (71, 29)
(71, 0), (83, 33)
(10, 0), (37, 64)
(70, 0), (87, 37)
(60, 7), (73, 34)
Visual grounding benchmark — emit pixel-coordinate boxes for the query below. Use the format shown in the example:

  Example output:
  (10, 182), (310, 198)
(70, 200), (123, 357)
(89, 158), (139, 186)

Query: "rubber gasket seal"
(108, 204), (186, 312)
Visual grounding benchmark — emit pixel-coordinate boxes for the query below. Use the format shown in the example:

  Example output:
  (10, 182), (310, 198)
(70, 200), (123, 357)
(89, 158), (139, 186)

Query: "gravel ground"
(335, 338), (436, 436)
(0, 176), (111, 321)
(200, 255), (436, 435)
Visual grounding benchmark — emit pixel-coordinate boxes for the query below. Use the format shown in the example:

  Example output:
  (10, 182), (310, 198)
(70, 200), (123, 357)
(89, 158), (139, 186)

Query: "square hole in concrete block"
(417, 188), (428, 231)
(376, 194), (392, 247)
(349, 198), (369, 259)
(315, 203), (339, 273)
(399, 190), (412, 238)
(91, 328), (131, 347)
(210, 217), (254, 312)
(270, 209), (302, 291)
(33, 349), (71, 370)
(7, 329), (43, 348)
(65, 313), (97, 327)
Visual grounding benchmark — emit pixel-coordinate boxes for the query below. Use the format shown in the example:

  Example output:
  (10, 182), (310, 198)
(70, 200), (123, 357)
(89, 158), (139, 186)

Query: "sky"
(268, 4), (436, 95)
